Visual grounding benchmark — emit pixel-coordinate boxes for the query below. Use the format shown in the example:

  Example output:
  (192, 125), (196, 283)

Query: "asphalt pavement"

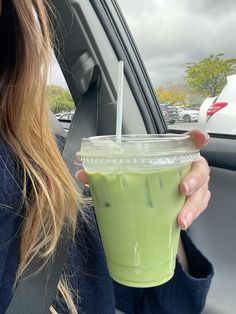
(168, 122), (199, 131)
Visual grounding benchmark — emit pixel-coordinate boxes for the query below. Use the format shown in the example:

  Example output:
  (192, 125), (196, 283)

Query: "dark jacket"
(0, 141), (213, 314)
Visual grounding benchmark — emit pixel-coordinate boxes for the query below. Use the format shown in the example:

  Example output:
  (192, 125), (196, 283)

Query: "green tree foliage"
(155, 83), (188, 105)
(46, 85), (75, 113)
(185, 54), (236, 97)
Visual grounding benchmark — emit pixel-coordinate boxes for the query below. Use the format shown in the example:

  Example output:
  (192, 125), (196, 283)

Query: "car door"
(50, 1), (236, 313)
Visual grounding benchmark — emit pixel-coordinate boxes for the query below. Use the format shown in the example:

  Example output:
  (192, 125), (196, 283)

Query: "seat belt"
(6, 55), (100, 314)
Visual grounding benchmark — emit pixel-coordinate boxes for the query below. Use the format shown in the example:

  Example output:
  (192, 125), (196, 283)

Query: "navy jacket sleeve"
(0, 143), (24, 312)
(114, 231), (214, 314)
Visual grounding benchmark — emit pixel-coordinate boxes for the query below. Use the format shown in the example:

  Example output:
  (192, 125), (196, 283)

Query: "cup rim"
(77, 133), (200, 167)
(85, 134), (190, 143)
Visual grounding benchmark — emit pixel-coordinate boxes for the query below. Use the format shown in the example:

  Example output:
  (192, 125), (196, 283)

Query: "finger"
(178, 188), (211, 230)
(186, 129), (210, 149)
(75, 169), (89, 184)
(201, 190), (211, 212)
(180, 157), (210, 195)
(178, 185), (211, 230)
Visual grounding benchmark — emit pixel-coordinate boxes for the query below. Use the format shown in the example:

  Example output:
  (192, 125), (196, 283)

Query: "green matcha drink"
(78, 134), (200, 287)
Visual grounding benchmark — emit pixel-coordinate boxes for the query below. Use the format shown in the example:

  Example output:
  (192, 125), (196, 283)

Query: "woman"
(0, 0), (213, 313)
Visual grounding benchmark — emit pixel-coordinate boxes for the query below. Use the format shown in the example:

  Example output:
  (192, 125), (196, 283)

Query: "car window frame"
(89, 0), (168, 135)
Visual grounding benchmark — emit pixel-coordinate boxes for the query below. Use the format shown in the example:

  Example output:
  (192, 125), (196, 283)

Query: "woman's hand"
(76, 169), (88, 184)
(76, 129), (211, 230)
(178, 129), (211, 230)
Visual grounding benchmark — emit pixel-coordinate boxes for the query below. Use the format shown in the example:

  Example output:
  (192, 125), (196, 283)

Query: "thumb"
(186, 129), (210, 149)
(75, 169), (89, 184)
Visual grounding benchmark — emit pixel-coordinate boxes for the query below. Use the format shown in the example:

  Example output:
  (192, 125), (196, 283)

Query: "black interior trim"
(169, 129), (236, 170)
(170, 129), (236, 140)
(203, 133), (236, 140)
(201, 137), (236, 171)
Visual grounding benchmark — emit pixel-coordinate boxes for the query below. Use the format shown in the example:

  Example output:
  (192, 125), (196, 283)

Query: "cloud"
(50, 0), (236, 89)
(182, 0), (236, 16)
(117, 0), (236, 86)
(116, 0), (158, 17)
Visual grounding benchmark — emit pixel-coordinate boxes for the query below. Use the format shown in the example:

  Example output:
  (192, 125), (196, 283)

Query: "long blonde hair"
(0, 1), (80, 312)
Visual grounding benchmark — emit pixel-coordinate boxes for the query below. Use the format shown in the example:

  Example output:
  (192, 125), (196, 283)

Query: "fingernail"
(202, 131), (210, 143)
(184, 178), (198, 195)
(181, 212), (193, 230)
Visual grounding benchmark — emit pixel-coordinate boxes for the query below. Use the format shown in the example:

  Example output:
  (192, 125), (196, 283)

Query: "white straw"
(116, 61), (124, 140)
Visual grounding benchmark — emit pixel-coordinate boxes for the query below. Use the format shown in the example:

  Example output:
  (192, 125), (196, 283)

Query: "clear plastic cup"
(77, 134), (200, 287)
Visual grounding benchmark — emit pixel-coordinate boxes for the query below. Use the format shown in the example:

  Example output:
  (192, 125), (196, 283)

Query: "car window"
(117, 0), (236, 135)
(48, 54), (75, 129)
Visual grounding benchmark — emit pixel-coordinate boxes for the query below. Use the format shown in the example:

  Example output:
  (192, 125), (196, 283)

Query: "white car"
(55, 111), (74, 121)
(198, 74), (236, 134)
(197, 96), (217, 129)
(175, 106), (199, 123)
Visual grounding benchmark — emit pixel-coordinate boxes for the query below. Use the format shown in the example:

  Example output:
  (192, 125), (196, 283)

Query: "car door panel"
(190, 164), (236, 314)
(201, 137), (236, 171)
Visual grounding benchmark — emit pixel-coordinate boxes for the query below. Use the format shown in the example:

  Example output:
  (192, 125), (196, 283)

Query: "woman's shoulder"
(0, 140), (23, 313)
(0, 139), (24, 209)
(0, 138), (19, 165)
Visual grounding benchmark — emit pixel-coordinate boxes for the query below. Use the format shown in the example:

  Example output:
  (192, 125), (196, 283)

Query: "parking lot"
(169, 122), (199, 131)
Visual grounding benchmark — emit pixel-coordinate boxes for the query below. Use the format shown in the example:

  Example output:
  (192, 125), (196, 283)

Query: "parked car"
(54, 111), (74, 132)
(175, 106), (199, 123)
(54, 112), (64, 119)
(188, 104), (200, 111)
(198, 74), (236, 134)
(197, 97), (217, 129)
(55, 111), (74, 121)
(160, 104), (179, 124)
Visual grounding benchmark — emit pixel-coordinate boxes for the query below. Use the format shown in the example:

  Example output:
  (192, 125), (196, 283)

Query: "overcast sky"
(49, 0), (236, 88)
(117, 0), (236, 87)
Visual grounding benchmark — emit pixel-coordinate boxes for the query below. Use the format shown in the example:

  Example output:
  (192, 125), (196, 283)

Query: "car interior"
(48, 1), (236, 313)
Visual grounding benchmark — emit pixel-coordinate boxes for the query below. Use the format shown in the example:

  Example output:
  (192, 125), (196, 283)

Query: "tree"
(46, 85), (75, 113)
(185, 54), (236, 97)
(155, 83), (188, 105)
